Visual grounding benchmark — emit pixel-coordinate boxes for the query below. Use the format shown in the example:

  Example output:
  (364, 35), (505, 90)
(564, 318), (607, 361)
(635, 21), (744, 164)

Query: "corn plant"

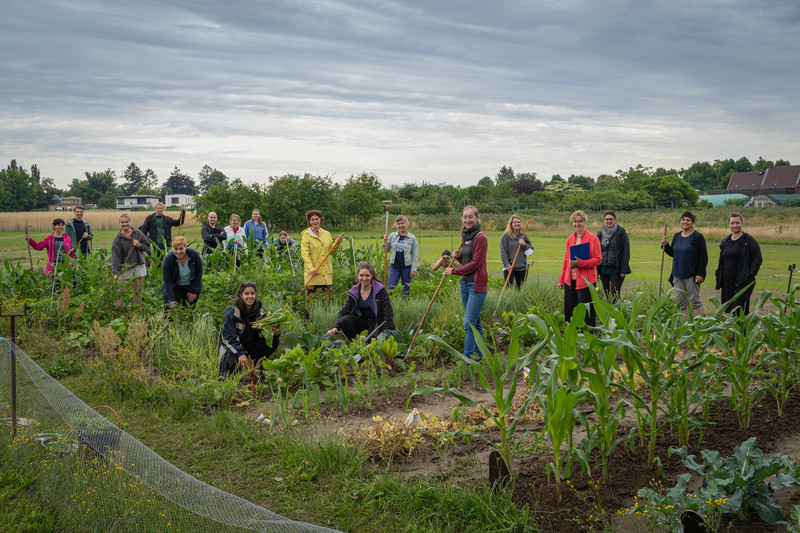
(763, 288), (800, 416)
(594, 289), (686, 467)
(710, 290), (771, 429)
(576, 328), (627, 482)
(525, 312), (588, 499)
(413, 317), (549, 479)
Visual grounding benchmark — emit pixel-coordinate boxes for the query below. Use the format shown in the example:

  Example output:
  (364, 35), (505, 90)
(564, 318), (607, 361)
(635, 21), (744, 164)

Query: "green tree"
(595, 174), (620, 189)
(495, 165), (515, 184)
(122, 162), (146, 195)
(477, 176), (494, 188)
(568, 174), (594, 192)
(68, 169), (120, 209)
(0, 160), (46, 211)
(162, 167), (199, 196)
(340, 172), (382, 227)
(682, 161), (716, 190)
(713, 157), (752, 190)
(195, 179), (268, 227)
(263, 173), (338, 230)
(198, 164), (228, 193)
(638, 174), (698, 207)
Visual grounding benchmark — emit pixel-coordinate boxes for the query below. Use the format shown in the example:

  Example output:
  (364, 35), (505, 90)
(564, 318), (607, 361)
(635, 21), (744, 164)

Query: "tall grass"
(0, 210), (202, 232)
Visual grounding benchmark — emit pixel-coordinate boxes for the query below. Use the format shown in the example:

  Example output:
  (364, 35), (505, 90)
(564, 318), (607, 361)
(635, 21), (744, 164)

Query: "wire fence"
(0, 340), (340, 533)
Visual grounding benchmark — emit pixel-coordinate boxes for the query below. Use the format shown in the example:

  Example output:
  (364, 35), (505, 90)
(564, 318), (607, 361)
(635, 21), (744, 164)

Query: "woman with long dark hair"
(327, 262), (394, 339)
(218, 281), (281, 377)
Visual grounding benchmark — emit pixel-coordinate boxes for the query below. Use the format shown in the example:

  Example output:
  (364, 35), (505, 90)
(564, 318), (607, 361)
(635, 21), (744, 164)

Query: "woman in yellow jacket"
(301, 209), (342, 296)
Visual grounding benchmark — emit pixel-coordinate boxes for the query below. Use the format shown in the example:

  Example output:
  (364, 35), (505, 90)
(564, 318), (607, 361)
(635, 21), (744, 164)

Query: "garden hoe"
(658, 222), (667, 296)
(25, 225), (33, 268)
(303, 233), (344, 290)
(382, 200), (391, 285)
(403, 242), (464, 360)
(494, 220), (530, 315)
(177, 204), (185, 236)
(349, 236), (357, 281)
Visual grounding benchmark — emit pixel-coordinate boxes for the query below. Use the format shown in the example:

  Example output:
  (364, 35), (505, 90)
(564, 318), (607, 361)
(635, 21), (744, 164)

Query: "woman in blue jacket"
(162, 236), (203, 308)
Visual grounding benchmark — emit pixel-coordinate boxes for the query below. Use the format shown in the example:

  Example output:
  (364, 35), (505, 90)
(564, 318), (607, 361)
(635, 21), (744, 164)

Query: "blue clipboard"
(569, 242), (590, 269)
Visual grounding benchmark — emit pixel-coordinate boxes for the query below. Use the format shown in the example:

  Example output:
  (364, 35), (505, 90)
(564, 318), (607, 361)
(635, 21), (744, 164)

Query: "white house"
(166, 194), (195, 209)
(116, 195), (160, 210)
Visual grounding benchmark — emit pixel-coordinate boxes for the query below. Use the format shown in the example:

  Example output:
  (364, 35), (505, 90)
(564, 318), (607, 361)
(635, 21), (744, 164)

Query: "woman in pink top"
(558, 210), (602, 327)
(26, 218), (76, 274)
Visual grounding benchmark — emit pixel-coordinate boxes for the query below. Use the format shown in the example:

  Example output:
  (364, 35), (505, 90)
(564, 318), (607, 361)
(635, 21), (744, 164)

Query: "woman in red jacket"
(445, 206), (488, 360)
(558, 210), (602, 327)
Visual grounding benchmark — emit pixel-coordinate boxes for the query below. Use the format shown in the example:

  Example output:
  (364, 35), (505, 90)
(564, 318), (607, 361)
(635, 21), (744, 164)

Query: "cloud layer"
(2, 0), (798, 187)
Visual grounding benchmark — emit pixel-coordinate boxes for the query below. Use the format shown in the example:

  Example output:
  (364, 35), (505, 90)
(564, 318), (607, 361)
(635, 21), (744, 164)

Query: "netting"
(0, 341), (340, 532)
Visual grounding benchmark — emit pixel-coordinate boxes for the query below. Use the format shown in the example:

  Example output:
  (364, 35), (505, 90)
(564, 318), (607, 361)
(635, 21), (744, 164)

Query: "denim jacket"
(385, 232), (419, 271)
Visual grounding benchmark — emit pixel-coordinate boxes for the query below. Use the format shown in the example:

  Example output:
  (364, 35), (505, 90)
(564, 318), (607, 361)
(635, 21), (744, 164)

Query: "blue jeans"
(387, 266), (412, 295)
(460, 280), (487, 360)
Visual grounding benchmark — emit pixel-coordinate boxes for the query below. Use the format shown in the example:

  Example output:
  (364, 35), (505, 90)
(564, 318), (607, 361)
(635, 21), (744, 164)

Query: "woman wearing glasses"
(218, 281), (281, 377)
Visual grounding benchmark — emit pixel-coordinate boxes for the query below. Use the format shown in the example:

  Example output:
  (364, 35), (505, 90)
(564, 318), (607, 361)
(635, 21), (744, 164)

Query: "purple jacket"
(333, 280), (395, 331)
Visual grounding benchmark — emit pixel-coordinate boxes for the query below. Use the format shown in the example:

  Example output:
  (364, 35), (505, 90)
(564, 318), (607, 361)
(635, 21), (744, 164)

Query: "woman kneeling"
(218, 282), (281, 377)
(328, 262), (394, 339)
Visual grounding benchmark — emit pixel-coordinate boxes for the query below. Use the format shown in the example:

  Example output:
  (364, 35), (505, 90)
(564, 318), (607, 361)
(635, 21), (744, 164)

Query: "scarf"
(462, 222), (481, 243)
(600, 224), (619, 267)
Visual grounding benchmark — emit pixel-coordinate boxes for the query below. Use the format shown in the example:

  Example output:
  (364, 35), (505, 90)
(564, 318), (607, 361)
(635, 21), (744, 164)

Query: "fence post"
(1, 302), (27, 438)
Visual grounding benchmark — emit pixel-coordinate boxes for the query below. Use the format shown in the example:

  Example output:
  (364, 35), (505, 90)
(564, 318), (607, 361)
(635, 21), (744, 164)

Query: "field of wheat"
(0, 210), (203, 232)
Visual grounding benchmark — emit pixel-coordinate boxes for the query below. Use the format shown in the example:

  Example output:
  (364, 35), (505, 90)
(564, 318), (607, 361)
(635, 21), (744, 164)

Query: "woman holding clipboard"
(558, 210), (602, 327)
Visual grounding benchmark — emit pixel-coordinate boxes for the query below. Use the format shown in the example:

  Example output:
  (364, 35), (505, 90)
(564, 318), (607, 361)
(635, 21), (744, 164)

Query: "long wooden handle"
(304, 233), (345, 288)
(178, 205), (185, 236)
(497, 221), (531, 302)
(658, 222), (668, 296)
(25, 226), (33, 267)
(407, 242), (464, 355)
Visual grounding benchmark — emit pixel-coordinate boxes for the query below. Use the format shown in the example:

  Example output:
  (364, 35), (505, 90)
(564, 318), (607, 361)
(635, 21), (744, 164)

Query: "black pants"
(222, 334), (278, 375)
(721, 277), (755, 315)
(564, 279), (596, 327)
(164, 285), (197, 307)
(503, 268), (526, 289)
(338, 315), (377, 340)
(598, 272), (625, 300)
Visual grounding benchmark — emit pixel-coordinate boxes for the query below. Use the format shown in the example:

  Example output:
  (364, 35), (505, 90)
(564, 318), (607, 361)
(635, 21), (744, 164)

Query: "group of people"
(27, 203), (765, 375)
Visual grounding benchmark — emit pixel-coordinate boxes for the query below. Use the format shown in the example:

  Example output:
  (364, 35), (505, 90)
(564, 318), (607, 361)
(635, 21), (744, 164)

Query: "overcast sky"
(2, 0), (798, 189)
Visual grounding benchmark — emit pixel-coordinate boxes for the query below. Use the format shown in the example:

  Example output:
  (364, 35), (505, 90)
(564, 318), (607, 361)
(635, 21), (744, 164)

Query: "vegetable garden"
(2, 230), (800, 532)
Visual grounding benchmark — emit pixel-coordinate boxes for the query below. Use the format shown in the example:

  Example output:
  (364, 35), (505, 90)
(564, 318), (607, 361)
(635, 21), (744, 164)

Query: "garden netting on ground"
(0, 341), (340, 533)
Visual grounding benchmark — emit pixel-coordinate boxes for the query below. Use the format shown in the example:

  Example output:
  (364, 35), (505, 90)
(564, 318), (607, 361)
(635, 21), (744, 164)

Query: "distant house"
(165, 194), (195, 209)
(48, 196), (84, 211)
(699, 162), (800, 208)
(726, 163), (800, 195)
(116, 195), (160, 210)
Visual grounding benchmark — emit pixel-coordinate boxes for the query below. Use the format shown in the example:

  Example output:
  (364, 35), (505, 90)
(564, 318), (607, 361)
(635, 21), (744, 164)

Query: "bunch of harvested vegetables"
(252, 308), (295, 347)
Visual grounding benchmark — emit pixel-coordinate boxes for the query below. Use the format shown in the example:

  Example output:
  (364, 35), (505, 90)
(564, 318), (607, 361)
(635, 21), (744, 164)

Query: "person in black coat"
(596, 211), (631, 300)
(139, 202), (186, 253)
(218, 281), (281, 377)
(327, 262), (394, 340)
(200, 211), (226, 254)
(162, 237), (203, 308)
(714, 212), (762, 315)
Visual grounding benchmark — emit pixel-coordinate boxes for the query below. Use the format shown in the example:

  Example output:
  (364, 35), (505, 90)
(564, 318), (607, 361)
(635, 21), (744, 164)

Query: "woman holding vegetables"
(218, 281), (282, 377)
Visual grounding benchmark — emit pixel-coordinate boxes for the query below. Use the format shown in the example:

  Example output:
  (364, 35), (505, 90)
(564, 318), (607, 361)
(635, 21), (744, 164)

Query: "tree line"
(0, 156), (792, 227)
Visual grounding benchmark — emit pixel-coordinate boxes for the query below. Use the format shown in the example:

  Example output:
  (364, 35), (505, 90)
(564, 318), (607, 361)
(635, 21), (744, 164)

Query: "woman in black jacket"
(596, 211), (631, 300)
(661, 211), (708, 318)
(327, 262), (394, 340)
(714, 212), (762, 315)
(218, 282), (281, 377)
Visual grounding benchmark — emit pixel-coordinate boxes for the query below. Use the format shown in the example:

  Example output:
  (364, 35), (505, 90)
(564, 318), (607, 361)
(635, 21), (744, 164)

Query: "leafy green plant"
(763, 288), (800, 416)
(413, 317), (548, 481)
(672, 437), (800, 525)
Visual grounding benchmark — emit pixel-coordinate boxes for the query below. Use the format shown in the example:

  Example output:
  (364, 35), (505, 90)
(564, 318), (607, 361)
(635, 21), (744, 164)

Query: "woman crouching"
(218, 281), (281, 377)
(327, 262), (394, 339)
